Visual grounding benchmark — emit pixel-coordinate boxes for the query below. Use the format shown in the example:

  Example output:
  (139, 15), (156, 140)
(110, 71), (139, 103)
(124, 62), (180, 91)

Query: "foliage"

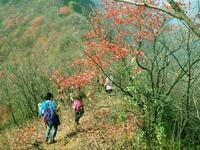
(0, 0), (200, 149)
(0, 0), (89, 127)
(51, 0), (200, 148)
(66, 0), (95, 15)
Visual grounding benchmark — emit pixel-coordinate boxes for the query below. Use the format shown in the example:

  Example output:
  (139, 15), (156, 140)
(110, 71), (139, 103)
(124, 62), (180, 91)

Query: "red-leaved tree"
(51, 0), (168, 111)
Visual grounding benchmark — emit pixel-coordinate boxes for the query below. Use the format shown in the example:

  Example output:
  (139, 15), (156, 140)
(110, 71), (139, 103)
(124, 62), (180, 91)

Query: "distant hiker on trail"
(104, 75), (114, 94)
(38, 92), (60, 144)
(72, 93), (85, 125)
(97, 74), (105, 92)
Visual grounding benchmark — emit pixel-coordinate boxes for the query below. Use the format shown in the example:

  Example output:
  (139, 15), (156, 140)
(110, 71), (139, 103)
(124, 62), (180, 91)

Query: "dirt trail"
(39, 105), (98, 150)
(3, 95), (138, 149)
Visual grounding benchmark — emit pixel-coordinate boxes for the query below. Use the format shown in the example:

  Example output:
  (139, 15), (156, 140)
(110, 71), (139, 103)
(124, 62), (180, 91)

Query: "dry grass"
(1, 93), (139, 149)
(6, 17), (14, 29)
(0, 104), (11, 126)
(58, 7), (71, 15)
(23, 16), (43, 38)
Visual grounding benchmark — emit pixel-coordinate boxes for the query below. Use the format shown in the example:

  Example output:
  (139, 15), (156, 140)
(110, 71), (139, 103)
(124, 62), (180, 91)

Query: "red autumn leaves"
(52, 0), (164, 89)
(59, 71), (96, 88)
(51, 71), (96, 88)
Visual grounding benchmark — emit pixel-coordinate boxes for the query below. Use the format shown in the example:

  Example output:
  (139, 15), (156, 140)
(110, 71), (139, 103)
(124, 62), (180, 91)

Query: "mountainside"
(0, 0), (89, 69)
(0, 0), (90, 129)
(1, 94), (140, 149)
(1, 0), (200, 149)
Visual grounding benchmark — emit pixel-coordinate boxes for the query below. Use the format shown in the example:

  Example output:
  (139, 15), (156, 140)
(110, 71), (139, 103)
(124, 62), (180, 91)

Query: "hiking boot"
(44, 138), (48, 143)
(49, 139), (57, 144)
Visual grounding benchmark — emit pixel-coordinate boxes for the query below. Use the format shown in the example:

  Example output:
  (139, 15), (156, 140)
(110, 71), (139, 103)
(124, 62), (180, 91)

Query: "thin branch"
(192, 77), (200, 120)
(84, 51), (144, 109)
(115, 0), (200, 38)
(115, 0), (180, 18)
(135, 55), (150, 71)
(84, 51), (131, 95)
(191, 58), (200, 68)
(160, 40), (188, 75)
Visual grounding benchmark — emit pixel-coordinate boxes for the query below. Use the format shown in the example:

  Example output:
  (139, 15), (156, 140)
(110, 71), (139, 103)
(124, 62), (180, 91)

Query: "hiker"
(97, 74), (105, 92)
(38, 92), (60, 144)
(104, 75), (113, 93)
(72, 93), (84, 125)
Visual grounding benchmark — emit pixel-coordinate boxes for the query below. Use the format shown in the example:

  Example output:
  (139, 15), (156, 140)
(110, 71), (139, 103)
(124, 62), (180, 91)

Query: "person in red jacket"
(72, 94), (84, 125)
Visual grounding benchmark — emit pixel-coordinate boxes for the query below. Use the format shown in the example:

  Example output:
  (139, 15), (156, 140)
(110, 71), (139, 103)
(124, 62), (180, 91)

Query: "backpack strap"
(46, 100), (54, 109)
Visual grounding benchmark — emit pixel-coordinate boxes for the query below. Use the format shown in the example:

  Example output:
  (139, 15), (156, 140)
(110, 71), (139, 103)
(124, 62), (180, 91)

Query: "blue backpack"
(43, 103), (56, 121)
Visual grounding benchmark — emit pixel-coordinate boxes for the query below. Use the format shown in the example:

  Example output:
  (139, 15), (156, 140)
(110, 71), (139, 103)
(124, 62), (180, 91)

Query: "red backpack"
(72, 100), (83, 112)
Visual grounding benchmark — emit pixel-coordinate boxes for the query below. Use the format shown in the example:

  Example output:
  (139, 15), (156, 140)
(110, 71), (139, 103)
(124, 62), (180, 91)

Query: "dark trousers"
(75, 109), (84, 124)
(45, 124), (58, 143)
(45, 114), (60, 143)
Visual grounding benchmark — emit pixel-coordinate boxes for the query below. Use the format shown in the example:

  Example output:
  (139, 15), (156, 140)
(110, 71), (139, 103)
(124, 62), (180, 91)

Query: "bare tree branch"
(84, 50), (145, 109)
(115, 0), (200, 38)
(116, 0), (180, 18)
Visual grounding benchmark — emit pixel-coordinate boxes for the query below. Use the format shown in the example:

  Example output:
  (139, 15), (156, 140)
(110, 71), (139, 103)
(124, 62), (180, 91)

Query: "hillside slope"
(0, 0), (90, 129)
(0, 0), (89, 69)
(2, 93), (140, 149)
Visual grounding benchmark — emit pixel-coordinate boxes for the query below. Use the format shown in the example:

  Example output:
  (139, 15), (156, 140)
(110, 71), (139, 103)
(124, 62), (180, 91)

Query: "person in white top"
(104, 75), (113, 93)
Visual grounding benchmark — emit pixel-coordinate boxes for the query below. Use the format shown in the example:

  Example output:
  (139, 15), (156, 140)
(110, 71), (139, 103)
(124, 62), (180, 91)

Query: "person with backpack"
(72, 93), (84, 125)
(104, 75), (114, 94)
(38, 92), (60, 144)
